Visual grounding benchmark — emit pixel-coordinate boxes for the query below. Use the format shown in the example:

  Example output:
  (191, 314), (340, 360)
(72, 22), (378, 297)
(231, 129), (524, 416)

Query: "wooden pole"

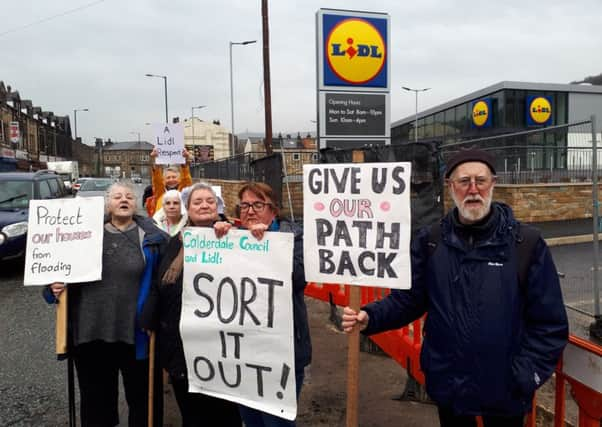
(346, 149), (365, 427)
(261, 0), (273, 155)
(148, 332), (156, 427)
(56, 289), (68, 355)
(56, 288), (76, 426)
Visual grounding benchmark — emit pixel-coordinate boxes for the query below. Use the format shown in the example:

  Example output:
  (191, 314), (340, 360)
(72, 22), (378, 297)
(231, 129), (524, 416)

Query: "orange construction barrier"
(553, 335), (602, 427)
(305, 282), (602, 426)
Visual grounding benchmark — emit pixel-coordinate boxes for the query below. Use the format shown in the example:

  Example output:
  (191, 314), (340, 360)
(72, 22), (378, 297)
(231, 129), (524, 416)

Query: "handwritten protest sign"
(153, 123), (184, 165)
(181, 227), (297, 420)
(303, 162), (412, 289)
(24, 197), (104, 286)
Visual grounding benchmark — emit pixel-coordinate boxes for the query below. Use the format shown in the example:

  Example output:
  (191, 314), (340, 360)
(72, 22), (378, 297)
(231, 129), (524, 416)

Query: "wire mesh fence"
(440, 120), (602, 184)
(189, 122), (602, 336)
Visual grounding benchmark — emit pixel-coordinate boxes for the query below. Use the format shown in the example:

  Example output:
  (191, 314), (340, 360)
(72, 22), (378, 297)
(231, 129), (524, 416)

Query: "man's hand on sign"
(213, 221), (232, 239)
(50, 282), (66, 298)
(150, 148), (158, 158)
(342, 307), (369, 333)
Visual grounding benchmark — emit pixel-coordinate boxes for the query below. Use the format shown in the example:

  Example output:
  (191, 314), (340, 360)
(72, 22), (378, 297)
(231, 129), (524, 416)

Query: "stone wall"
(204, 179), (247, 218)
(204, 178), (600, 224)
(444, 183), (598, 222)
(203, 178), (305, 221)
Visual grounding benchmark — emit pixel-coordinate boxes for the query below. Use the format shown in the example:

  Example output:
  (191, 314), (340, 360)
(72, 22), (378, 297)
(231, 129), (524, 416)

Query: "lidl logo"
(528, 96), (552, 125)
(322, 14), (388, 88)
(471, 99), (492, 128)
(472, 100), (489, 127)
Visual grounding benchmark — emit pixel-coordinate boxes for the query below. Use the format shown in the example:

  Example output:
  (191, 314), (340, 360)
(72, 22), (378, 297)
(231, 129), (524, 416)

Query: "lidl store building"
(391, 82), (602, 169)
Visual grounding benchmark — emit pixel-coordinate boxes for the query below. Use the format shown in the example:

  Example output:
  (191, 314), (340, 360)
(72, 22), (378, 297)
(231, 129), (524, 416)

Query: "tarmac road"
(0, 217), (599, 425)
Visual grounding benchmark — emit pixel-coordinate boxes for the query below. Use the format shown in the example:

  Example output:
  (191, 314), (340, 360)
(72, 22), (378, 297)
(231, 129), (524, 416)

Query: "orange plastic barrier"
(306, 282), (602, 426)
(553, 335), (602, 427)
(305, 282), (424, 382)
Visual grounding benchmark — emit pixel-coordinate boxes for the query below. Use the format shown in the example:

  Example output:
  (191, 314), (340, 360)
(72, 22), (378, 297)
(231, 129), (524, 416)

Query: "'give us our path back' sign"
(181, 227), (297, 420)
(303, 162), (411, 289)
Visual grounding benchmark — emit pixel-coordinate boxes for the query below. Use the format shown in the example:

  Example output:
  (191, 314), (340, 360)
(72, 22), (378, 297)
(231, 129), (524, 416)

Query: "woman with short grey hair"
(142, 181), (240, 426)
(45, 182), (168, 426)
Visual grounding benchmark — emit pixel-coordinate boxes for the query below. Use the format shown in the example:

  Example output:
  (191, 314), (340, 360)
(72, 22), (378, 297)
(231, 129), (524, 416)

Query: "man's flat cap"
(445, 148), (496, 178)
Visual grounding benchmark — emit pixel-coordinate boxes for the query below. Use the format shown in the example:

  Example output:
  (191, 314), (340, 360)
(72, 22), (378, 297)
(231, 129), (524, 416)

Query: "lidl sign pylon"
(316, 9), (390, 149)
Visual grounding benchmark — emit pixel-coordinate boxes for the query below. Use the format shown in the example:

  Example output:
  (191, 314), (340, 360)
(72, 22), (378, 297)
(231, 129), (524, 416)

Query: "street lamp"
(145, 73), (168, 123)
(73, 108), (88, 140)
(191, 105), (206, 148)
(402, 86), (430, 142)
(229, 40), (256, 154)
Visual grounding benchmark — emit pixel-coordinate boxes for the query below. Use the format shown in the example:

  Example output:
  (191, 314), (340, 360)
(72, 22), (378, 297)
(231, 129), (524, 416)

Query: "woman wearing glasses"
(142, 182), (241, 427)
(227, 182), (312, 427)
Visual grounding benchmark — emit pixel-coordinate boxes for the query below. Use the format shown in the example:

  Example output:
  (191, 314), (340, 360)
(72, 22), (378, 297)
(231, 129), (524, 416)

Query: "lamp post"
(73, 108), (88, 140)
(229, 40), (256, 155)
(145, 74), (168, 123)
(191, 105), (206, 148)
(402, 86), (430, 142)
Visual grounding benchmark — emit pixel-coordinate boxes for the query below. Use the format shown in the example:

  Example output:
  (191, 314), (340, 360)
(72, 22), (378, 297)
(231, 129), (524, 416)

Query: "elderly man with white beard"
(342, 148), (568, 427)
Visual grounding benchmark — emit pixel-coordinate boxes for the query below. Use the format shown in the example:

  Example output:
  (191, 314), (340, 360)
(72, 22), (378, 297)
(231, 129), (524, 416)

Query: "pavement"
(529, 218), (601, 246)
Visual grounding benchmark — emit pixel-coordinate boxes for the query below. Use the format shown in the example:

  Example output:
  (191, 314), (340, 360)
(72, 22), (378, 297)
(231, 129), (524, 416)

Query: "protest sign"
(303, 162), (411, 289)
(181, 227), (296, 420)
(153, 123), (185, 165)
(24, 197), (104, 285)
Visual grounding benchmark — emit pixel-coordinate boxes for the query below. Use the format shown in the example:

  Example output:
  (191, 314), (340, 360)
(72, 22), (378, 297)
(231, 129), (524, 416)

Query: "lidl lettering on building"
(526, 95), (552, 126)
(322, 13), (388, 88)
(471, 99), (492, 128)
(391, 81), (602, 145)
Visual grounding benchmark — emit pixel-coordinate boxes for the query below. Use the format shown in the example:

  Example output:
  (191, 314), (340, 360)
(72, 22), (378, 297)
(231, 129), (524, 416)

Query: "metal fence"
(441, 119), (601, 184)
(190, 125), (602, 338)
(190, 152), (283, 200)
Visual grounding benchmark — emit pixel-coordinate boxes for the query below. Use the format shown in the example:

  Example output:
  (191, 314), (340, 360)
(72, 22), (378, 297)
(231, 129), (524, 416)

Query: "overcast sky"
(2, 0), (602, 145)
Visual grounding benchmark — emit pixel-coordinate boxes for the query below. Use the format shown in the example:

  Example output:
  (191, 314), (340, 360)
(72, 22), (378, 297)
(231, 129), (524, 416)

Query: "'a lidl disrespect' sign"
(322, 13), (388, 88)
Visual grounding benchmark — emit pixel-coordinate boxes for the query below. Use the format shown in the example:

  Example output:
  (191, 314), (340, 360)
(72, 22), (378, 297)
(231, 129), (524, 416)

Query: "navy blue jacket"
(363, 203), (568, 416)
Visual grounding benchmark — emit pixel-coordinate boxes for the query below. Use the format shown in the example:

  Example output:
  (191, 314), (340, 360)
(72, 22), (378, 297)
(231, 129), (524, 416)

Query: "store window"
(424, 115), (434, 138)
(455, 103), (468, 135)
(444, 108), (456, 139)
(434, 112), (444, 137)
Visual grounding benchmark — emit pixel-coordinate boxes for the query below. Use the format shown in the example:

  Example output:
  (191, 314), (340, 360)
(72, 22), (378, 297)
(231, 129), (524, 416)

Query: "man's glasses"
(450, 176), (496, 190)
(238, 201), (272, 212)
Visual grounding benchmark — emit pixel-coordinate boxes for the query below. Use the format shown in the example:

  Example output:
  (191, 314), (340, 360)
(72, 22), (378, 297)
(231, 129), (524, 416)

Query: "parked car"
(75, 178), (114, 198)
(0, 170), (70, 262)
(71, 177), (93, 194)
(131, 174), (142, 184)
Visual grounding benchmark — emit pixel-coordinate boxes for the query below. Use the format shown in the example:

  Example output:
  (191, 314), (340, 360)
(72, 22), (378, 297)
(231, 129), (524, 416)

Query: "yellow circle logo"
(529, 97), (552, 124)
(472, 100), (489, 127)
(326, 18), (386, 84)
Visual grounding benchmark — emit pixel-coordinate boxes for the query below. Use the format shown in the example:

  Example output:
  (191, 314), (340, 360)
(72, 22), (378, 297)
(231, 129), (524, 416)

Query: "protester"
(142, 183), (154, 209)
(145, 148), (193, 217)
(223, 182), (311, 427)
(152, 189), (187, 237)
(342, 148), (569, 427)
(44, 181), (168, 427)
(181, 185), (228, 222)
(142, 182), (241, 427)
